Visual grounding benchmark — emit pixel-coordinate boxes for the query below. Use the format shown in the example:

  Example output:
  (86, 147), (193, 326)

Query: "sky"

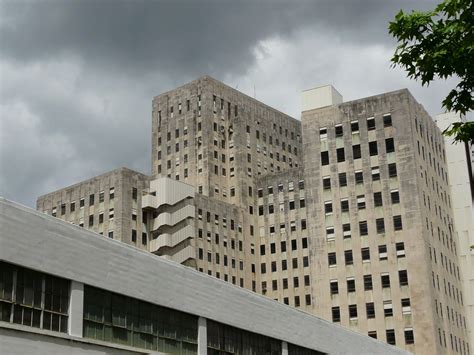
(0, 0), (460, 207)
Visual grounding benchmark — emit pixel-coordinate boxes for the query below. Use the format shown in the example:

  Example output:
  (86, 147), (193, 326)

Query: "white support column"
(198, 316), (207, 355)
(68, 281), (84, 337)
(282, 341), (288, 355)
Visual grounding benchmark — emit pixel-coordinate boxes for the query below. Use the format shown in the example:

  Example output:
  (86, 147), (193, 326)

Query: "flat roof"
(0, 198), (409, 355)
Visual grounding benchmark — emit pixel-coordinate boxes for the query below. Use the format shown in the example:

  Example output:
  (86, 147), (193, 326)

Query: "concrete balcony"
(162, 245), (195, 264)
(149, 225), (194, 253)
(142, 194), (159, 211)
(151, 205), (195, 231)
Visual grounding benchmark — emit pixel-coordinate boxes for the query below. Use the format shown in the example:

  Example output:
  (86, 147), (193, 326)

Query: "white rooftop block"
(301, 85), (343, 111)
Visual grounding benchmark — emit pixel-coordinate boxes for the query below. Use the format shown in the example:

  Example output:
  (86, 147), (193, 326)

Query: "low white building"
(0, 198), (408, 355)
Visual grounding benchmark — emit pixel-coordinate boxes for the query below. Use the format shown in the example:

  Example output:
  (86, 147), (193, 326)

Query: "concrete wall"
(0, 326), (155, 355)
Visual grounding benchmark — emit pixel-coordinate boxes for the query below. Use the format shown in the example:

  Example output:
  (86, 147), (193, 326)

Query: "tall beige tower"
(300, 86), (469, 354)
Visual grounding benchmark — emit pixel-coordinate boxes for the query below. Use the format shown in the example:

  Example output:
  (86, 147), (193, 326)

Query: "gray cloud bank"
(1, 0), (453, 207)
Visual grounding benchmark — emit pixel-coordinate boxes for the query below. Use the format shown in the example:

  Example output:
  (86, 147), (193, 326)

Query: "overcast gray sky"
(0, 0), (458, 207)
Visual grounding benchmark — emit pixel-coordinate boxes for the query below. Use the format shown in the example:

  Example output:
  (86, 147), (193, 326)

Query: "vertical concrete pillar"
(68, 281), (84, 337)
(198, 316), (207, 355)
(282, 341), (288, 355)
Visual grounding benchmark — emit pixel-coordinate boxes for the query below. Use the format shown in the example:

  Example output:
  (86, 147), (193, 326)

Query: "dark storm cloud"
(0, 0), (442, 207)
(1, 0), (435, 79)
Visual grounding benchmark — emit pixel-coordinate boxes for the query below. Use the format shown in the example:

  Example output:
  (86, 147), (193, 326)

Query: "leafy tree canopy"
(389, 0), (473, 144)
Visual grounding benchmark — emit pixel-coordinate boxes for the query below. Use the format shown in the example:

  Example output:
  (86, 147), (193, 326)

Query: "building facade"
(436, 112), (474, 349)
(34, 76), (470, 354)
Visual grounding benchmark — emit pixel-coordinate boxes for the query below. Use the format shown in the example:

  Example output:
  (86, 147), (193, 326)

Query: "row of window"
(366, 328), (414, 346)
(257, 180), (305, 197)
(248, 125), (299, 156)
(198, 249), (243, 269)
(258, 198), (306, 216)
(438, 326), (469, 355)
(262, 275), (311, 293)
(330, 270), (409, 295)
(260, 238), (308, 256)
(322, 165), (398, 194)
(260, 256), (310, 274)
(326, 216), (403, 243)
(324, 192), (400, 214)
(328, 242), (405, 266)
(321, 138), (395, 165)
(436, 298), (468, 330)
(319, 114), (393, 140)
(198, 230), (243, 252)
(332, 298), (411, 322)
(0, 262), (69, 334)
(83, 285), (198, 352)
(263, 219), (307, 236)
(50, 187), (117, 217)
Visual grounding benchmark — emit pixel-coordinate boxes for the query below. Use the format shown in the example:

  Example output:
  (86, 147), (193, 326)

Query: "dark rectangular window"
(394, 215), (403, 230)
(405, 329), (415, 344)
(386, 329), (396, 345)
(351, 121), (359, 132)
(355, 170), (363, 184)
(323, 176), (331, 190)
(381, 274), (391, 288)
(388, 163), (397, 177)
(376, 218), (385, 233)
(374, 192), (383, 207)
(352, 145), (361, 159)
(321, 151), (329, 166)
(347, 279), (356, 292)
(385, 138), (395, 153)
(339, 173), (347, 187)
(383, 114), (392, 127)
(336, 148), (345, 162)
(332, 307), (340, 322)
(361, 247), (370, 262)
(328, 252), (337, 266)
(89, 194), (94, 206)
(335, 125), (343, 137)
(366, 302), (375, 318)
(348, 304), (358, 319)
(330, 280), (339, 295)
(344, 250), (353, 265)
(364, 275), (373, 290)
(367, 117), (375, 131)
(399, 270), (409, 286)
(132, 187), (138, 200)
(325, 202), (333, 214)
(359, 221), (368, 236)
(341, 199), (349, 212)
(369, 141), (378, 156)
(391, 190), (400, 204)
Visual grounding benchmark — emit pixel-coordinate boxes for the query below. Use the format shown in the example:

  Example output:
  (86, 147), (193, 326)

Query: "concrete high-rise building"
(35, 76), (470, 354)
(436, 112), (474, 349)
